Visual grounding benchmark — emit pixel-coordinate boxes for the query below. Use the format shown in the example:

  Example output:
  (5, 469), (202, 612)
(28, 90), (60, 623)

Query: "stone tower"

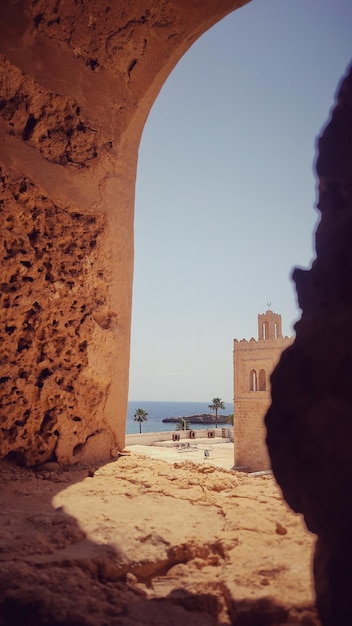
(233, 309), (293, 471)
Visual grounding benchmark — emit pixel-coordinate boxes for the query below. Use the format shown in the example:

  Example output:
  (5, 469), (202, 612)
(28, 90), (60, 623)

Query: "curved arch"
(249, 369), (258, 391)
(0, 0), (250, 465)
(262, 322), (269, 340)
(259, 369), (267, 391)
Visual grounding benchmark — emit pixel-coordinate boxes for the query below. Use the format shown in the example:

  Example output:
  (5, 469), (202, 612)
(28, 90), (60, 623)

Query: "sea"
(126, 400), (233, 434)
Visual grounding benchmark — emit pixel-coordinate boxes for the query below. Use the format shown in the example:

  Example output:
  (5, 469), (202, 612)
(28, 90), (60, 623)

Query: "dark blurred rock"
(266, 63), (352, 626)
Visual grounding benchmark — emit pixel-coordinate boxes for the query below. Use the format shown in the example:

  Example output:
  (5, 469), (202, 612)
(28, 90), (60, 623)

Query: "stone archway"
(0, 0), (249, 466)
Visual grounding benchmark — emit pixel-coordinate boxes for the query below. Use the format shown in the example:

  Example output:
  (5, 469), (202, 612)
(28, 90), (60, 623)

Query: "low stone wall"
(125, 428), (232, 447)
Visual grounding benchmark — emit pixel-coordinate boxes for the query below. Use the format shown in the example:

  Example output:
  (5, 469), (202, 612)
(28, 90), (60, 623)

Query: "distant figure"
(204, 449), (210, 458)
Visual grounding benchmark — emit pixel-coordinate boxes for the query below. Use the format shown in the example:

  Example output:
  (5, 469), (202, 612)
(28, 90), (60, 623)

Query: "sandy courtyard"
(126, 440), (238, 471)
(0, 445), (320, 625)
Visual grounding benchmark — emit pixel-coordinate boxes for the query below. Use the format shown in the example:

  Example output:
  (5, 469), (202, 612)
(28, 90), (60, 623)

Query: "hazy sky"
(128, 0), (352, 403)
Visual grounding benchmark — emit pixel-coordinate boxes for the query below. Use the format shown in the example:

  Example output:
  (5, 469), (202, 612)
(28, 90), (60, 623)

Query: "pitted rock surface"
(0, 167), (111, 466)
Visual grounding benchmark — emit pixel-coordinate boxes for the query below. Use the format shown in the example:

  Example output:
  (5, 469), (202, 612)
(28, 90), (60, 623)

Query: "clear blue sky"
(128, 0), (352, 402)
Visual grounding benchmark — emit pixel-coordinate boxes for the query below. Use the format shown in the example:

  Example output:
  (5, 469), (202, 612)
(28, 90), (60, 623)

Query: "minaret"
(233, 307), (293, 472)
(258, 309), (283, 341)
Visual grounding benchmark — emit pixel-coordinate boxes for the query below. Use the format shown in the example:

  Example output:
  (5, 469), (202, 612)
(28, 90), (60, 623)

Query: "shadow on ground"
(0, 458), (320, 625)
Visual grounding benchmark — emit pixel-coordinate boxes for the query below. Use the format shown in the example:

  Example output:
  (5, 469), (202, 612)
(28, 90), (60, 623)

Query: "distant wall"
(125, 428), (232, 447)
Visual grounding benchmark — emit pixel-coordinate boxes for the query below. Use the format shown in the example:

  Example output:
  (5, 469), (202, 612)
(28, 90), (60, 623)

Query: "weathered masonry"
(233, 310), (292, 472)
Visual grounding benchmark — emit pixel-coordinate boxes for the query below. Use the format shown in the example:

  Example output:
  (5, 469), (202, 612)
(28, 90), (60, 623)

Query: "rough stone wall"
(265, 64), (352, 626)
(0, 168), (111, 465)
(0, 0), (249, 466)
(233, 318), (292, 471)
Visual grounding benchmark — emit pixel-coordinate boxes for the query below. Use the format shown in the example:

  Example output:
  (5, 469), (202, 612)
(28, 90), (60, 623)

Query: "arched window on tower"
(262, 321), (269, 340)
(274, 322), (278, 339)
(249, 369), (258, 391)
(259, 369), (266, 391)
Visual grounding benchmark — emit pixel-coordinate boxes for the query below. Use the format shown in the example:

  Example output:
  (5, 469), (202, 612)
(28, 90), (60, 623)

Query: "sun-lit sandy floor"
(0, 446), (320, 625)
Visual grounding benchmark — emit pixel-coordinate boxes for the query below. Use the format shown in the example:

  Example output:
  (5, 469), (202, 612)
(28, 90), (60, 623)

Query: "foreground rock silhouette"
(266, 64), (352, 626)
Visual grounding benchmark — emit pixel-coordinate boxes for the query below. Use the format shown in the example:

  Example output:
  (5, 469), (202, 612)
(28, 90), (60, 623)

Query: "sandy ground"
(0, 442), (321, 625)
(126, 440), (237, 470)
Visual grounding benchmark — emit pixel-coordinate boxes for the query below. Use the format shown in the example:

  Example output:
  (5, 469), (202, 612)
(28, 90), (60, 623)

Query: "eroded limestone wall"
(0, 169), (111, 465)
(0, 0), (248, 466)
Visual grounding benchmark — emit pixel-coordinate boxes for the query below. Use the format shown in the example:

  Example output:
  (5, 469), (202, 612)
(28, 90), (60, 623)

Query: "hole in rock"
(22, 115), (38, 141)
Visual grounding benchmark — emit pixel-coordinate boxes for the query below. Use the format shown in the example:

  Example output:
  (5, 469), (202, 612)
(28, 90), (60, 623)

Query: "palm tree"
(208, 397), (226, 428)
(133, 408), (148, 434)
(176, 417), (189, 431)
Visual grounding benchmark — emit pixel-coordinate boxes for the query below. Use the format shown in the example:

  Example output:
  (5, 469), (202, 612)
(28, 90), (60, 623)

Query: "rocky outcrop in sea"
(162, 413), (229, 424)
